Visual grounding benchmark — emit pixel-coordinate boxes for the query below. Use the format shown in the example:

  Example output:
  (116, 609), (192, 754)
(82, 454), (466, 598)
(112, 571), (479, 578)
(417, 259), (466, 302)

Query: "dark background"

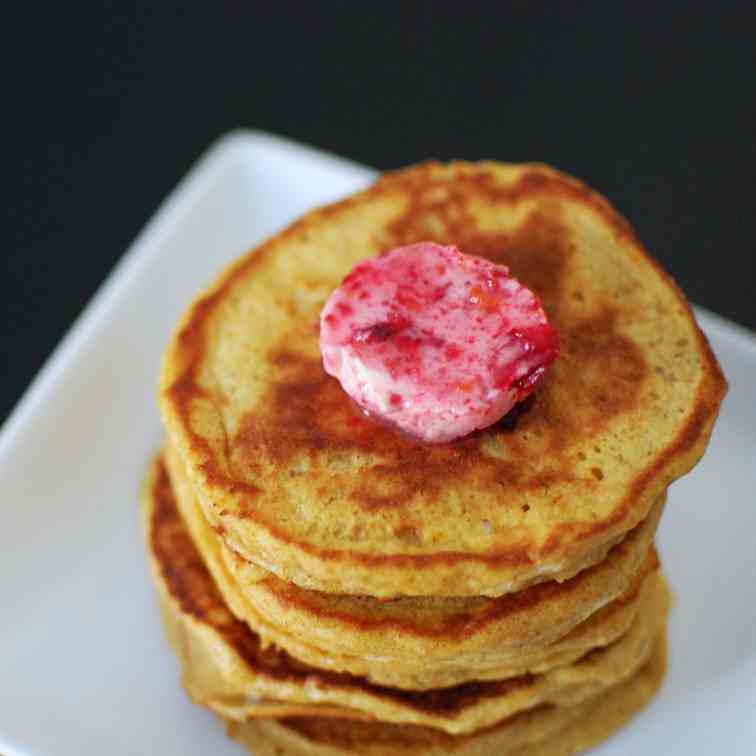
(3, 2), (754, 425)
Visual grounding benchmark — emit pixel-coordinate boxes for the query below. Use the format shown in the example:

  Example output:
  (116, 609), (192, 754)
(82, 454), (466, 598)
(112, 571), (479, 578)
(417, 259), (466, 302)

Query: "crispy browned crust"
(159, 161), (726, 597)
(144, 455), (668, 735)
(224, 633), (667, 755)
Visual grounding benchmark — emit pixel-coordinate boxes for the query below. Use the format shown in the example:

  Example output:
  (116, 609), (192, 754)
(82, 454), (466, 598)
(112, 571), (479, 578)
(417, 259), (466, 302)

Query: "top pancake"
(159, 160), (726, 598)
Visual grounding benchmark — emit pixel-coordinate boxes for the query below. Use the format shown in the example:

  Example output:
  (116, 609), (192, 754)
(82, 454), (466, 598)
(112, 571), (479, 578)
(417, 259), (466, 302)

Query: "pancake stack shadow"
(144, 162), (726, 755)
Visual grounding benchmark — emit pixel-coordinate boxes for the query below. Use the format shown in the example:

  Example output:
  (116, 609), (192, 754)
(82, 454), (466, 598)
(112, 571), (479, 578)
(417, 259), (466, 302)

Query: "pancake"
(164, 445), (663, 689)
(142, 456), (669, 735)
(225, 634), (667, 755)
(159, 160), (726, 599)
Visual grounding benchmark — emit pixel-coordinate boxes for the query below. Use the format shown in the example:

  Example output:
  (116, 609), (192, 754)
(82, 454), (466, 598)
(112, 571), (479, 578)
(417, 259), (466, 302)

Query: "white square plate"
(1, 131), (754, 756)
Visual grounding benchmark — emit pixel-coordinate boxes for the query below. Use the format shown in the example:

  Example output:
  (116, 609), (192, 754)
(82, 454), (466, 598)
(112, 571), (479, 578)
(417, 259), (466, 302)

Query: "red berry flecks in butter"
(319, 242), (559, 443)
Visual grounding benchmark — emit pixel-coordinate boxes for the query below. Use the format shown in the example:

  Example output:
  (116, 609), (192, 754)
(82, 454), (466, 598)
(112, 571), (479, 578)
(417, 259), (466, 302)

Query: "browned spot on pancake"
(382, 165), (637, 253)
(149, 458), (551, 717)
(389, 674), (534, 715)
(175, 289), (226, 363)
(394, 525), (422, 545)
(166, 372), (216, 427)
(231, 201), (648, 515)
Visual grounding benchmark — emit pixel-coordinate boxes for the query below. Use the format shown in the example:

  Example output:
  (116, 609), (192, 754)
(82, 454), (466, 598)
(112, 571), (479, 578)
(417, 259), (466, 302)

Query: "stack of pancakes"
(144, 161), (726, 755)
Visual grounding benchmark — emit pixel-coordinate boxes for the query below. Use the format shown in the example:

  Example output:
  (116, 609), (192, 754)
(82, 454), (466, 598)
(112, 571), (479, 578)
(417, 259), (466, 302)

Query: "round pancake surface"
(159, 160), (726, 598)
(141, 457), (669, 735)
(225, 631), (667, 755)
(164, 446), (663, 689)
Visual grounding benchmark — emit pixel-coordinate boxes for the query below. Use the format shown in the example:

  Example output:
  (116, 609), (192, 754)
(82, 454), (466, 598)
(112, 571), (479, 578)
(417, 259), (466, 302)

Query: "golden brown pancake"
(142, 456), (669, 735)
(159, 160), (726, 599)
(224, 634), (667, 755)
(164, 444), (663, 689)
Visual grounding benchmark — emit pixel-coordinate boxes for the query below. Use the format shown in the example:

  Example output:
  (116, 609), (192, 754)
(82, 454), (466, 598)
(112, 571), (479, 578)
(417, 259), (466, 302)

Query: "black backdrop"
(4, 2), (754, 424)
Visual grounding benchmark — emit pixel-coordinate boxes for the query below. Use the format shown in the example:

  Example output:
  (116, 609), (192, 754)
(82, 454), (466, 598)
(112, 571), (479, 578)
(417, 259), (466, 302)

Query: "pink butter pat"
(319, 242), (559, 443)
